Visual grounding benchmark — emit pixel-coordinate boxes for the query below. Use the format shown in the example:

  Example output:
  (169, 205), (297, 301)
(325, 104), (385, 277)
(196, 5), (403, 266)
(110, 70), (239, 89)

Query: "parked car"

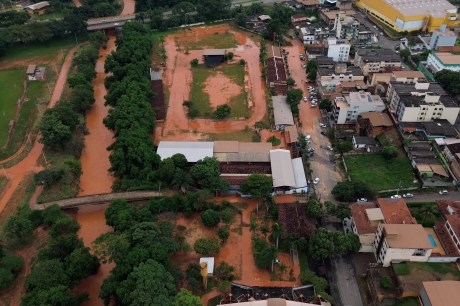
(307, 86), (314, 90)
(326, 145), (333, 151)
(390, 194), (402, 199)
(357, 198), (368, 202)
(303, 96), (308, 101)
(320, 131), (326, 136)
(311, 99), (318, 103)
(319, 123), (327, 128)
(307, 148), (315, 153)
(305, 135), (311, 140)
(313, 178), (320, 184)
(310, 103), (317, 108)
(402, 193), (414, 198)
(439, 190), (449, 195)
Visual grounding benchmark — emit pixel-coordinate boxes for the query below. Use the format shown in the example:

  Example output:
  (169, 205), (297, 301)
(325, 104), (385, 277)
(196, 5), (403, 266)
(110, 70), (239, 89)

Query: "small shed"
(199, 257), (214, 277)
(26, 65), (37, 80)
(24, 1), (50, 15)
(203, 49), (226, 68)
(352, 136), (377, 150)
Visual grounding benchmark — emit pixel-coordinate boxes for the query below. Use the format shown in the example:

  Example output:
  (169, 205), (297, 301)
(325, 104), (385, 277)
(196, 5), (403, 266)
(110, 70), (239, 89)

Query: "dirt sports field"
(156, 24), (267, 141)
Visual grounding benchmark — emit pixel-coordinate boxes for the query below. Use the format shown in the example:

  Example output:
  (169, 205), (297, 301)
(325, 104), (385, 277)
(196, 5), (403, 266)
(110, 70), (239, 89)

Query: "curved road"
(0, 45), (81, 214)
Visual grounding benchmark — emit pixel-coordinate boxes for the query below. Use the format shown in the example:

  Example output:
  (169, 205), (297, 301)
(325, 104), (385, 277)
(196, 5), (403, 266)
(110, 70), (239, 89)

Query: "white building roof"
(272, 96), (294, 126)
(291, 157), (307, 188)
(157, 141), (214, 162)
(199, 257), (214, 275)
(365, 208), (384, 221)
(384, 0), (457, 18)
(270, 150), (296, 188)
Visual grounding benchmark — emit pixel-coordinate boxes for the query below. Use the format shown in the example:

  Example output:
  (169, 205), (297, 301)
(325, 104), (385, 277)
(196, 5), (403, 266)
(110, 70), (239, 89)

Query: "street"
(404, 191), (460, 203)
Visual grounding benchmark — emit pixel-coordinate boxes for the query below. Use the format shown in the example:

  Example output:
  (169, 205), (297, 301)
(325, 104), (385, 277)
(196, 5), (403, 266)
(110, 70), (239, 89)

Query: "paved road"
(331, 255), (364, 306)
(403, 191), (460, 203)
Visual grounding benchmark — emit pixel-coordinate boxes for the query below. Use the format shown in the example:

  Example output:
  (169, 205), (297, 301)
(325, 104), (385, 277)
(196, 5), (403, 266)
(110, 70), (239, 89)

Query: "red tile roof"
(437, 200), (460, 238)
(351, 203), (378, 234)
(435, 221), (460, 257)
(377, 198), (417, 224)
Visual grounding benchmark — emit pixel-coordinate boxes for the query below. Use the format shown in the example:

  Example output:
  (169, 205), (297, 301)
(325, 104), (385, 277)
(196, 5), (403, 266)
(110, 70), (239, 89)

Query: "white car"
(313, 178), (320, 184)
(357, 198), (368, 202)
(305, 135), (311, 140)
(319, 123), (327, 128)
(311, 99), (318, 103)
(303, 96), (308, 101)
(402, 193), (414, 198)
(391, 195), (402, 199)
(439, 190), (448, 195)
(307, 86), (314, 90)
(326, 145), (333, 151)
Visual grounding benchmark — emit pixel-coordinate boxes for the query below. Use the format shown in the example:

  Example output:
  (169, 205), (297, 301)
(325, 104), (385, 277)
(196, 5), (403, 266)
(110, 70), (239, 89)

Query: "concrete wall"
(381, 248), (432, 267)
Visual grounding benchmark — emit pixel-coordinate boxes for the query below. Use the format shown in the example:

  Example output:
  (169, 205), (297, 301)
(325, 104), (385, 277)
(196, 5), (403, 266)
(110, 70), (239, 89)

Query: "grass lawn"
(394, 297), (419, 306)
(344, 153), (417, 191)
(393, 262), (460, 278)
(206, 129), (259, 142)
(191, 63), (249, 118)
(0, 175), (6, 192)
(0, 37), (77, 64)
(0, 69), (26, 147)
(176, 31), (237, 50)
(407, 202), (442, 227)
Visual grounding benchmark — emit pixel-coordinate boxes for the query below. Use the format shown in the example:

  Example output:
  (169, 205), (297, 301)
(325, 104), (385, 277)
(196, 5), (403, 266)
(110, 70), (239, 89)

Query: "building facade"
(354, 48), (401, 76)
(426, 52), (460, 73)
(333, 91), (385, 124)
(429, 25), (457, 50)
(334, 13), (360, 41)
(326, 38), (350, 62)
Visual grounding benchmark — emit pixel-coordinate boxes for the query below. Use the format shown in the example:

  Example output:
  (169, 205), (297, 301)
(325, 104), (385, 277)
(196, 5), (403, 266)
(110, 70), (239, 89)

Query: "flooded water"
(74, 204), (114, 306)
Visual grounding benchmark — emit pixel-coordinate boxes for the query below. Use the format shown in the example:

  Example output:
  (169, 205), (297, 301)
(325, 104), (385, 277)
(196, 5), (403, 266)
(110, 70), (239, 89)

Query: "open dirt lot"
(157, 24), (267, 142)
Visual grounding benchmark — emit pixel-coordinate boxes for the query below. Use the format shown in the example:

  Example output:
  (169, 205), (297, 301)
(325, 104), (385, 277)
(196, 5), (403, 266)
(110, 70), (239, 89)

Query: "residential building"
(356, 112), (393, 138)
(316, 56), (334, 68)
(336, 0), (352, 10)
(373, 223), (433, 267)
(334, 80), (367, 96)
(377, 197), (417, 224)
(429, 24), (457, 50)
(24, 1), (49, 15)
(443, 142), (460, 184)
(357, 25), (374, 46)
(354, 48), (401, 76)
(299, 27), (333, 45)
(333, 91), (386, 124)
(325, 38), (350, 62)
(272, 96), (294, 130)
(319, 8), (356, 27)
(352, 136), (377, 150)
(295, 0), (320, 9)
(267, 49), (288, 95)
(419, 281), (460, 306)
(386, 81), (460, 125)
(350, 203), (384, 252)
(400, 121), (459, 139)
(354, 0), (459, 33)
(370, 70), (426, 86)
(305, 45), (325, 59)
(400, 36), (426, 53)
(334, 13), (359, 41)
(426, 52), (460, 73)
(435, 201), (460, 257)
(317, 63), (364, 93)
(291, 14), (309, 25)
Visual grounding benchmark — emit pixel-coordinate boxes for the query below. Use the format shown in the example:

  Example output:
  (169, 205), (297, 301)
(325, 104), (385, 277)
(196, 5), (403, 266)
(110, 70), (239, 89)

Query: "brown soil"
(158, 24), (266, 140)
(73, 0), (82, 7)
(121, 0), (135, 15)
(204, 72), (242, 109)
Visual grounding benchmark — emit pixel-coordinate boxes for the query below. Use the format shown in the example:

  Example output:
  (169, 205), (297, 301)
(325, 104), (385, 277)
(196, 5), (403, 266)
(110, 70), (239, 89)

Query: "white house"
(426, 52), (460, 73)
(373, 223), (433, 267)
(326, 38), (350, 62)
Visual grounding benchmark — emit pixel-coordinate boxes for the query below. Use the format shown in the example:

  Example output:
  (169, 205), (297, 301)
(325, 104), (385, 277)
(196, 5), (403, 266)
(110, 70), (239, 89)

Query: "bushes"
(213, 104), (231, 119)
(194, 238), (220, 256)
(214, 261), (234, 282)
(218, 227), (230, 243)
(201, 209), (220, 227)
(380, 275), (391, 289)
(0, 245), (24, 291)
(252, 237), (276, 269)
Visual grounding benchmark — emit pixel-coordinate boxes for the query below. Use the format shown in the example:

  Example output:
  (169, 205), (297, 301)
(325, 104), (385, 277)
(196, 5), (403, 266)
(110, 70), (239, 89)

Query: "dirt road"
(121, 0), (135, 15)
(0, 45), (81, 213)
(159, 25), (266, 139)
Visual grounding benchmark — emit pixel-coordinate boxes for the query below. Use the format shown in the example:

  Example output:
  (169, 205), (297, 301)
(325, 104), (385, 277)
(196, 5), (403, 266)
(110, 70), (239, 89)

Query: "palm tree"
(419, 205), (438, 223)
(171, 169), (192, 193)
(272, 222), (282, 249)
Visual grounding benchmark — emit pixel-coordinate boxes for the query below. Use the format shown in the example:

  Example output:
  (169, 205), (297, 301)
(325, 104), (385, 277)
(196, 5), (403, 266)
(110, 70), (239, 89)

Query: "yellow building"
(354, 0), (459, 33)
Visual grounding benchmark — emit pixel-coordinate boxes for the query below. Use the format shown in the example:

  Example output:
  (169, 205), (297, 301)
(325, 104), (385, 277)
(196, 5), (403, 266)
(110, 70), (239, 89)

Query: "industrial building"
(355, 0), (459, 33)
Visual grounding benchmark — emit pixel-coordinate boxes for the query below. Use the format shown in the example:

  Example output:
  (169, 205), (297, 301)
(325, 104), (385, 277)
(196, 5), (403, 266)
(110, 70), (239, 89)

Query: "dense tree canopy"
(240, 173), (273, 198)
(331, 181), (375, 202)
(435, 70), (460, 96)
(190, 157), (229, 192)
(286, 89), (303, 115)
(308, 228), (360, 261)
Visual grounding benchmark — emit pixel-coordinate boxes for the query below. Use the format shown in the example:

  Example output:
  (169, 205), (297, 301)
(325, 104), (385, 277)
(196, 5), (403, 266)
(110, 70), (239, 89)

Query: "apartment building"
(370, 70), (426, 86)
(386, 81), (460, 125)
(436, 201), (460, 257)
(334, 13), (359, 41)
(316, 63), (364, 93)
(426, 52), (460, 73)
(299, 27), (333, 45)
(373, 223), (433, 267)
(333, 91), (385, 124)
(354, 48), (401, 76)
(429, 25), (457, 50)
(326, 38), (350, 62)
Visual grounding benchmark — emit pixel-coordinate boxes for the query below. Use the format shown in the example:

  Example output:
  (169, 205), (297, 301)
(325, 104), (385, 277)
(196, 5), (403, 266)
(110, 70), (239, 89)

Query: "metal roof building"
(270, 150), (296, 188)
(272, 96), (294, 128)
(292, 157), (307, 188)
(157, 141), (214, 162)
(213, 141), (271, 163)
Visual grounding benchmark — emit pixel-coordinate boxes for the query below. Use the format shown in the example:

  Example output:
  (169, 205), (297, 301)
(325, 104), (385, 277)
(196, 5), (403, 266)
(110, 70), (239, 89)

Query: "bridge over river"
(31, 191), (166, 210)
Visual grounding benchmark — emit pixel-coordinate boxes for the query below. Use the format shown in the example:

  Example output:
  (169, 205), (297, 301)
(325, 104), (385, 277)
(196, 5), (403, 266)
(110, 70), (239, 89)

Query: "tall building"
(426, 52), (460, 73)
(333, 91), (385, 124)
(334, 13), (360, 41)
(355, 0), (459, 33)
(429, 24), (457, 50)
(326, 38), (350, 62)
(354, 48), (401, 76)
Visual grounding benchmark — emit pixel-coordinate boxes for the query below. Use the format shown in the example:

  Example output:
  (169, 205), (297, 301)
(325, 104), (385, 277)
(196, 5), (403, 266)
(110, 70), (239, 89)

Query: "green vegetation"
(308, 228), (360, 262)
(0, 244), (24, 291)
(393, 298), (420, 306)
(286, 88), (303, 115)
(194, 238), (220, 255)
(206, 129), (259, 142)
(201, 209), (220, 227)
(266, 136), (281, 146)
(332, 181), (375, 202)
(393, 262), (460, 278)
(252, 237), (277, 269)
(344, 154), (417, 191)
(190, 63), (248, 118)
(176, 31), (236, 50)
(240, 173), (273, 198)
(380, 275), (391, 289)
(407, 202), (442, 227)
(435, 70), (460, 96)
(0, 69), (25, 146)
(0, 176), (6, 191)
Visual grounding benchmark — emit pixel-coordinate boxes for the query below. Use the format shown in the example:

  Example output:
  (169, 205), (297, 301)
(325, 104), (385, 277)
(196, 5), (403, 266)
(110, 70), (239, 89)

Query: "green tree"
(249, 2), (264, 14)
(239, 59), (246, 66)
(271, 222), (282, 249)
(0, 268), (14, 290)
(380, 275), (391, 289)
(308, 228), (335, 262)
(306, 199), (323, 218)
(105, 199), (137, 232)
(252, 237), (276, 269)
(200, 209), (220, 227)
(226, 52), (234, 61)
(400, 48), (410, 60)
(171, 153), (188, 169)
(171, 169), (193, 192)
(93, 232), (130, 264)
(118, 259), (176, 306)
(173, 289), (203, 306)
(38, 110), (72, 149)
(435, 70), (460, 96)
(3, 215), (33, 244)
(240, 173), (273, 198)
(214, 104), (232, 119)
(235, 12), (247, 27)
(218, 227), (230, 243)
(336, 140), (353, 154)
(319, 99), (332, 111)
(191, 157), (228, 192)
(65, 247), (100, 286)
(306, 59), (318, 81)
(214, 261), (234, 281)
(21, 285), (81, 306)
(190, 58), (199, 67)
(286, 77), (295, 86)
(332, 181), (375, 202)
(194, 238), (220, 255)
(286, 89), (303, 115)
(382, 146), (398, 159)
(25, 259), (70, 292)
